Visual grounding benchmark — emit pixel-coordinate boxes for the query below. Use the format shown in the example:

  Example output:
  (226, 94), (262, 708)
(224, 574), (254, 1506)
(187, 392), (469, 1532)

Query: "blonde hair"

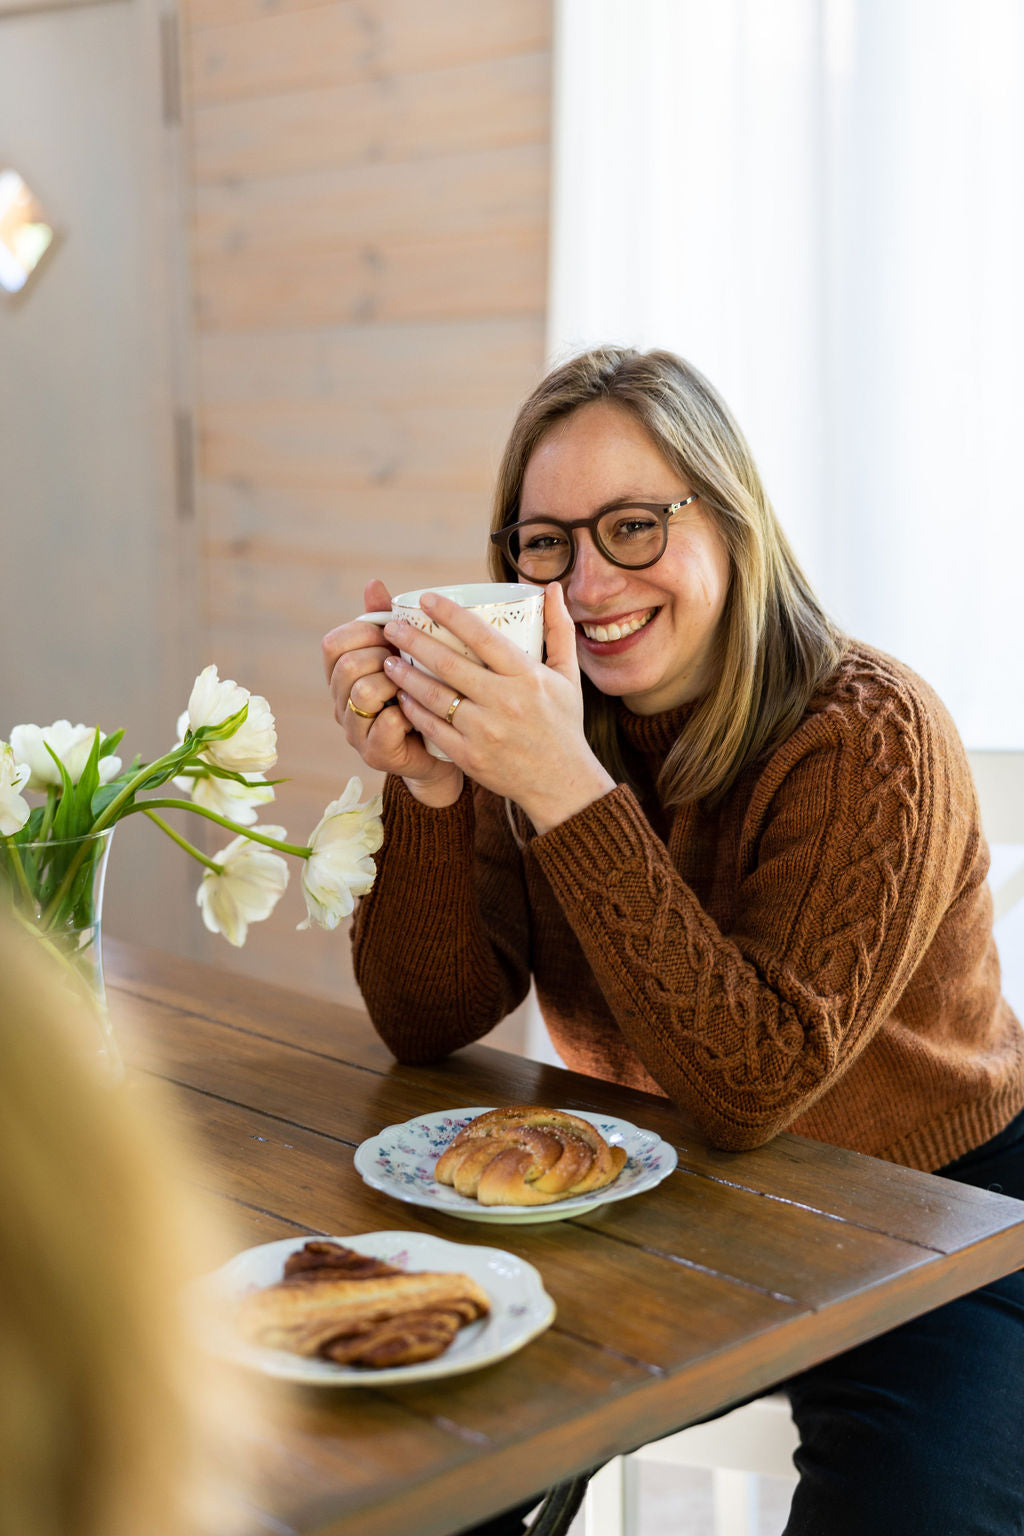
(0, 921), (265, 1536)
(489, 346), (844, 805)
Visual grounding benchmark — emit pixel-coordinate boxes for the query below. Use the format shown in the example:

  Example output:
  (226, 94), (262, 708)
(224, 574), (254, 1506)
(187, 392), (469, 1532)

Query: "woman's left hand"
(382, 584), (615, 835)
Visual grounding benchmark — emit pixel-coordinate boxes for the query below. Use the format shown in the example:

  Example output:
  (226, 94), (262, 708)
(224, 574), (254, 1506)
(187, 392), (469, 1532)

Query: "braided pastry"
(434, 1105), (628, 1207)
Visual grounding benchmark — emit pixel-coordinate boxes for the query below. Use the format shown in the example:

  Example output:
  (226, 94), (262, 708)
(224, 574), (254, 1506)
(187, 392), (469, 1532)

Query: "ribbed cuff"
(530, 784), (654, 902)
(381, 773), (476, 864)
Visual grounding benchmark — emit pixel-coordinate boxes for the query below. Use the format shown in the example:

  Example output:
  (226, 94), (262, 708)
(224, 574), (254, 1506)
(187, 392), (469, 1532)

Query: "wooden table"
(107, 940), (1024, 1536)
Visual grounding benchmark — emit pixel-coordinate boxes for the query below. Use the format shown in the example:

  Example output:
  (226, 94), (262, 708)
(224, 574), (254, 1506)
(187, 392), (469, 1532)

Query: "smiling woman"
(320, 342), (1024, 1536)
(511, 399), (731, 719)
(486, 347), (842, 803)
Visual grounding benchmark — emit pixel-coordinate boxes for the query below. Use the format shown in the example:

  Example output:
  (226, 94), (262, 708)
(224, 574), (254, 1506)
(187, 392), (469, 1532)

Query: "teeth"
(582, 610), (654, 643)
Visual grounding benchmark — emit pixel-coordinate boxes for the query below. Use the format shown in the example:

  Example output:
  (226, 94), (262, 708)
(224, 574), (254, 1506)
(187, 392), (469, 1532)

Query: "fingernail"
(383, 655), (399, 674)
(383, 621), (400, 639)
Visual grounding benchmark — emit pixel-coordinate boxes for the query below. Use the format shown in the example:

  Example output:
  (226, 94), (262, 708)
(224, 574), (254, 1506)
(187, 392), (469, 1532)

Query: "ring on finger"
(445, 693), (463, 726)
(347, 695), (378, 721)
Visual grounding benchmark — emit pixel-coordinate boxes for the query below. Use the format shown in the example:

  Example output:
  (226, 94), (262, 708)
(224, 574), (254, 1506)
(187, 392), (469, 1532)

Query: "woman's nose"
(563, 531), (626, 607)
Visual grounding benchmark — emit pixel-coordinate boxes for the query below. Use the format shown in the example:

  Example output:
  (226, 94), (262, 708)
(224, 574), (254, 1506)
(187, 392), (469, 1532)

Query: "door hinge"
(173, 409), (195, 521)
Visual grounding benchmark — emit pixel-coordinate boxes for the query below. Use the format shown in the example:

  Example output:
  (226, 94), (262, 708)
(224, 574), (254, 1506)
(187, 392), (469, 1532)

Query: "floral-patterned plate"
(195, 1231), (554, 1386)
(353, 1107), (678, 1224)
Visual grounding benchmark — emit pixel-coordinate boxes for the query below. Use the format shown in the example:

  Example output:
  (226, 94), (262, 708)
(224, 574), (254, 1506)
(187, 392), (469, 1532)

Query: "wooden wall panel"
(191, 50), (549, 181)
(200, 402), (514, 489)
(184, 0), (549, 98)
(192, 144), (548, 253)
(180, 0), (552, 1025)
(192, 226), (546, 329)
(196, 316), (546, 404)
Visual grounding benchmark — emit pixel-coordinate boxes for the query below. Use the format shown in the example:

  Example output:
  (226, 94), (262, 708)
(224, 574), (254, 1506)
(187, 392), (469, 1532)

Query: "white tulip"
(298, 778), (384, 931)
(184, 665), (277, 773)
(174, 769), (276, 826)
(196, 827), (289, 947)
(9, 721), (122, 790)
(0, 742), (31, 835)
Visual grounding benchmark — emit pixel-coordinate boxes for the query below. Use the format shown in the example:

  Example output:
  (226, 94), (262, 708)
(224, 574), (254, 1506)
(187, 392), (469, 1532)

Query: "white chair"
(969, 750), (1024, 1029)
(968, 750), (1024, 921)
(582, 1394), (798, 1536)
(581, 750), (1024, 1536)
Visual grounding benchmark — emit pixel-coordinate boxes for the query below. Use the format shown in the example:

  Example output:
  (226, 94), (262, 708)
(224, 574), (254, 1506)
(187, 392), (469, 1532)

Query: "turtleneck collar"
(615, 697), (698, 759)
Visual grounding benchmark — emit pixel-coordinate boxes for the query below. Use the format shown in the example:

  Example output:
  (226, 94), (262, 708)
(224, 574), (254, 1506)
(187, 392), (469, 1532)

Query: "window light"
(0, 170), (56, 296)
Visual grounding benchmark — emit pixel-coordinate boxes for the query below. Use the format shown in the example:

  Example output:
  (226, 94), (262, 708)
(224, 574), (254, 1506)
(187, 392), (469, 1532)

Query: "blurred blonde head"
(0, 919), (263, 1536)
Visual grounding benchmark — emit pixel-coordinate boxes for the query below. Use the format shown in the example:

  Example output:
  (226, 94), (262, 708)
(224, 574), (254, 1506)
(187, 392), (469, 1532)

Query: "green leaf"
(188, 700), (249, 746)
(134, 759), (191, 792)
(99, 728), (125, 760)
(10, 805), (47, 842)
(71, 730), (103, 834)
(191, 761), (287, 788)
(101, 755), (145, 788)
(48, 747), (78, 840)
(92, 781), (131, 818)
(89, 746), (191, 817)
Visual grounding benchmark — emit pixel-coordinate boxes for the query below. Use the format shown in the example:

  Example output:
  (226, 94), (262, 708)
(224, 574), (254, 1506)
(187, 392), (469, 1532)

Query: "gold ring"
(445, 694), (463, 726)
(347, 695), (378, 721)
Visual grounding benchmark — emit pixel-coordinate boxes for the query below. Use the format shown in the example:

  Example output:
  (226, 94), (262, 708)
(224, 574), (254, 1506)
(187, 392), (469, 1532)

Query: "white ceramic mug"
(356, 582), (545, 760)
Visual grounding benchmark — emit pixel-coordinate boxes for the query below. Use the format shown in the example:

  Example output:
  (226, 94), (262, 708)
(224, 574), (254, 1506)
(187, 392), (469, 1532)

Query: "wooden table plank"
(114, 978), (1024, 1257)
(162, 1080), (940, 1317)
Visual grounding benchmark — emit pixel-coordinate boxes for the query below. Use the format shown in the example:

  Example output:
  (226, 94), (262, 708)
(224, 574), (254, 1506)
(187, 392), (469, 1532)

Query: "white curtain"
(548, 0), (1024, 750)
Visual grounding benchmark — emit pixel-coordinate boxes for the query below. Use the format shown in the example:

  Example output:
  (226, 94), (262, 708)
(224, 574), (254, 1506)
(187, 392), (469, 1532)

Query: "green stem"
(5, 840), (35, 906)
(122, 797), (310, 859)
(9, 903), (107, 1032)
(39, 786), (57, 841)
(39, 744), (194, 926)
(142, 809), (223, 872)
(39, 836), (105, 929)
(90, 746), (193, 835)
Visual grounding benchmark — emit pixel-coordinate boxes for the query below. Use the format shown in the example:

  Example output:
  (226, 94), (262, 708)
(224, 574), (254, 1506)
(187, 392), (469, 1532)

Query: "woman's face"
(519, 399), (732, 714)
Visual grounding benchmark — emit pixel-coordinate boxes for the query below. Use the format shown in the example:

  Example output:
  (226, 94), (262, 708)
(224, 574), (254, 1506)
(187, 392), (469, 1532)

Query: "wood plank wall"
(179, 0), (553, 1015)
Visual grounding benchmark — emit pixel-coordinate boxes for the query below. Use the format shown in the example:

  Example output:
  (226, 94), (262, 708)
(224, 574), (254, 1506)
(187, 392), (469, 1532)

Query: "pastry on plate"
(236, 1239), (490, 1368)
(434, 1105), (628, 1207)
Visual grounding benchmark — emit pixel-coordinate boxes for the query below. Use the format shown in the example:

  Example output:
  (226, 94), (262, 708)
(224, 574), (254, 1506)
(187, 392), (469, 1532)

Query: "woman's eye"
(608, 515), (658, 542)
(522, 528), (569, 553)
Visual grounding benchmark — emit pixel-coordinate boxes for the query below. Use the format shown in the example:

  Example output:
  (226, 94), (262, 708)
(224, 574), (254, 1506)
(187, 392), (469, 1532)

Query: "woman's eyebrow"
(517, 495), (669, 521)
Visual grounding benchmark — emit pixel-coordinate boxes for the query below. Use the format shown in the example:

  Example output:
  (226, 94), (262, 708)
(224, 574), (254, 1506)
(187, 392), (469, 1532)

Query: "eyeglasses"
(490, 496), (699, 583)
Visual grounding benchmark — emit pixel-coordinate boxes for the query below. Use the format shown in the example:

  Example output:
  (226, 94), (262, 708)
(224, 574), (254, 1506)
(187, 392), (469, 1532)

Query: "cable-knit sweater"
(351, 642), (1024, 1171)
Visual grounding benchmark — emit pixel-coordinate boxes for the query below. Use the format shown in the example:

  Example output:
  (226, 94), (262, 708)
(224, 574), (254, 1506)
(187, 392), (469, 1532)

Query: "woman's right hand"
(321, 578), (464, 807)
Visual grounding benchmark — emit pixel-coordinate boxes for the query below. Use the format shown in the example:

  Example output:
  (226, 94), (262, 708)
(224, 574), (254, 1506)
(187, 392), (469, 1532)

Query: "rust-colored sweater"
(351, 643), (1024, 1170)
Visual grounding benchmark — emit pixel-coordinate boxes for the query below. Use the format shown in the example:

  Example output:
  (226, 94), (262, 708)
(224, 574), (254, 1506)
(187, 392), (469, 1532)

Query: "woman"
(322, 346), (1024, 1535)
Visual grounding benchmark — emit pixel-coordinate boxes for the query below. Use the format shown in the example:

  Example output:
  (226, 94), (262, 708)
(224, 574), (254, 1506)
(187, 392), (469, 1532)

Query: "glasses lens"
(508, 520), (574, 580)
(594, 506), (666, 567)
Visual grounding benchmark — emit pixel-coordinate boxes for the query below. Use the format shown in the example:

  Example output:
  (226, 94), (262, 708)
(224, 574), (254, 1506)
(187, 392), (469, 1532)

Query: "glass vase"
(2, 825), (122, 1079)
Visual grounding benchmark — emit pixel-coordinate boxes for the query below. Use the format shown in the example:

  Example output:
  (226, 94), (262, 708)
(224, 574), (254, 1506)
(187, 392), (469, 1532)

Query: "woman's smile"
(577, 606), (658, 646)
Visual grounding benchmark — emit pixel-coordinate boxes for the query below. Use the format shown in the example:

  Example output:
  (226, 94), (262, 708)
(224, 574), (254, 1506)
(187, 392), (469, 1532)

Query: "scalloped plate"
(353, 1107), (678, 1224)
(195, 1230), (555, 1386)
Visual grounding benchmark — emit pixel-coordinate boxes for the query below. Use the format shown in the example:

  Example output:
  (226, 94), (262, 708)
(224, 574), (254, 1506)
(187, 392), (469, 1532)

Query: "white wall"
(548, 0), (1024, 751)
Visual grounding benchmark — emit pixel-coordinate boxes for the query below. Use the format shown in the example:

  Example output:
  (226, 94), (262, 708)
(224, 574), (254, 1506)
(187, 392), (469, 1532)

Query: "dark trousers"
(459, 1106), (1024, 1536)
(780, 1105), (1024, 1536)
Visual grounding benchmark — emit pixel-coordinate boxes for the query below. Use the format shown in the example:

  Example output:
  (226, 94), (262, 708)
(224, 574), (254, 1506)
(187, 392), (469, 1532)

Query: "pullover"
(351, 642), (1024, 1170)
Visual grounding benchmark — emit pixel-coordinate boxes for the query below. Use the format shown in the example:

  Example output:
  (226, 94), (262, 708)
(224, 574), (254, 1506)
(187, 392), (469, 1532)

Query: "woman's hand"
(382, 584), (615, 834)
(321, 579), (464, 808)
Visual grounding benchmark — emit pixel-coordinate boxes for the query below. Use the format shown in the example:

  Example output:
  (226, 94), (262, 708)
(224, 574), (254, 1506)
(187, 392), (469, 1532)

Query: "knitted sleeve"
(530, 661), (974, 1149)
(350, 775), (532, 1060)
